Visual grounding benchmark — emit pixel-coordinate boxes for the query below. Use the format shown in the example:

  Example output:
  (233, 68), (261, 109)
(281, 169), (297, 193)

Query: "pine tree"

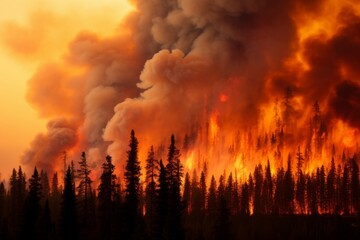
(17, 166), (27, 202)
(274, 167), (285, 214)
(350, 156), (359, 215)
(263, 160), (273, 214)
(156, 160), (168, 240)
(98, 155), (118, 240)
(240, 182), (250, 216)
(165, 134), (184, 240)
(199, 171), (206, 213)
(50, 172), (61, 236)
(190, 170), (201, 215)
(61, 167), (77, 240)
(124, 130), (142, 239)
(317, 166), (326, 212)
(207, 175), (217, 218)
(40, 170), (50, 200)
(341, 163), (350, 215)
(145, 146), (159, 238)
(21, 167), (42, 239)
(0, 182), (5, 229)
(183, 173), (191, 213)
(76, 152), (93, 239)
(253, 164), (264, 215)
(284, 155), (295, 214)
(326, 157), (336, 213)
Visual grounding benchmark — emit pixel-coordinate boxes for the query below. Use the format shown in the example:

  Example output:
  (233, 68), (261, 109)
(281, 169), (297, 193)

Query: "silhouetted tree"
(350, 156), (359, 215)
(274, 167), (285, 214)
(207, 175), (217, 218)
(166, 134), (184, 240)
(326, 157), (336, 213)
(21, 167), (42, 239)
(124, 129), (142, 239)
(341, 163), (350, 215)
(50, 172), (61, 238)
(307, 174), (318, 215)
(76, 152), (93, 239)
(98, 155), (118, 240)
(40, 170), (50, 200)
(156, 160), (168, 240)
(241, 182), (250, 216)
(284, 155), (295, 214)
(317, 166), (326, 212)
(263, 160), (273, 214)
(61, 167), (77, 240)
(183, 172), (191, 213)
(199, 171), (206, 213)
(145, 146), (159, 238)
(253, 164), (264, 215)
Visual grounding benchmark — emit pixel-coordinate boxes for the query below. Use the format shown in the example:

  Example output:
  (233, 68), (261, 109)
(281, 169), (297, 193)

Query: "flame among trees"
(0, 129), (360, 239)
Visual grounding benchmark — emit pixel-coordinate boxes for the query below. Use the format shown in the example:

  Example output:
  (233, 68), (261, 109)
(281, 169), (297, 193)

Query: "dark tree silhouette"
(241, 182), (250, 216)
(350, 156), (359, 215)
(326, 157), (336, 213)
(156, 160), (168, 240)
(199, 171), (207, 213)
(76, 152), (94, 239)
(263, 160), (273, 214)
(182, 172), (191, 213)
(21, 167), (42, 239)
(124, 129), (143, 239)
(207, 175), (217, 218)
(145, 146), (159, 238)
(98, 155), (118, 240)
(40, 170), (50, 200)
(341, 163), (350, 215)
(253, 164), (264, 215)
(165, 134), (184, 240)
(284, 155), (295, 214)
(61, 167), (77, 240)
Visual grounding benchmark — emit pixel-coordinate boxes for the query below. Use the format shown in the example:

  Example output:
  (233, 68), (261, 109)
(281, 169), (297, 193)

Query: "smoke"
(22, 0), (360, 174)
(22, 118), (78, 173)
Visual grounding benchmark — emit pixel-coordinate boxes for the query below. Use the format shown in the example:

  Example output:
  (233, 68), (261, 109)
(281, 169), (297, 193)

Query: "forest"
(0, 129), (360, 240)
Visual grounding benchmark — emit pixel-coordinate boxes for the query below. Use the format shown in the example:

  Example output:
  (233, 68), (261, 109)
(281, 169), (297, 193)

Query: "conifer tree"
(98, 155), (118, 240)
(145, 146), (159, 237)
(21, 167), (42, 239)
(240, 182), (250, 216)
(326, 157), (336, 213)
(350, 156), (359, 215)
(341, 164), (350, 215)
(61, 167), (77, 240)
(165, 134), (184, 240)
(76, 152), (94, 239)
(207, 175), (217, 218)
(183, 172), (191, 213)
(156, 160), (168, 240)
(124, 130), (142, 239)
(284, 155), (295, 214)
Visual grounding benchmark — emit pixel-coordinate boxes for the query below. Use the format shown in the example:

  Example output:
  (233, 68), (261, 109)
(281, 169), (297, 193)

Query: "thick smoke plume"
(22, 0), (360, 177)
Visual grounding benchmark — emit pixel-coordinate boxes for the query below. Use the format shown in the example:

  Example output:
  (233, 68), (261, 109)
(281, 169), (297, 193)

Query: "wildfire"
(209, 111), (220, 143)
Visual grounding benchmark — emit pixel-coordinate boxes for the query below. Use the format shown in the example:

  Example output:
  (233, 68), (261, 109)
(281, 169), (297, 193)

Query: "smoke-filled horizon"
(22, 0), (360, 179)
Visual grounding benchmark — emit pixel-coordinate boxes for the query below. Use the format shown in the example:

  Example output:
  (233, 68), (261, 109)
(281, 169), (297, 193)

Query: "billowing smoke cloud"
(22, 118), (78, 172)
(22, 0), (360, 174)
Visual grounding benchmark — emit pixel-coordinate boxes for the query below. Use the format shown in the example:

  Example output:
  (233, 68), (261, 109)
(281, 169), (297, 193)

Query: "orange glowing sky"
(0, 0), (133, 180)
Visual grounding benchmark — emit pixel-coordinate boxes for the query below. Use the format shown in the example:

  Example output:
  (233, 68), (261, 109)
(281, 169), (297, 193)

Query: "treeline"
(0, 130), (360, 240)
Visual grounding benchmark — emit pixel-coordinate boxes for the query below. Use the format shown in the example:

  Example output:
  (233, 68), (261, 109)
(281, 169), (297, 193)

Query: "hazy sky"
(0, 0), (132, 180)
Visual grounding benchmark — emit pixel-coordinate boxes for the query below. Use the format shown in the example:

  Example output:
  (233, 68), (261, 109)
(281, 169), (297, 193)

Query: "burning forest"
(1, 0), (360, 239)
